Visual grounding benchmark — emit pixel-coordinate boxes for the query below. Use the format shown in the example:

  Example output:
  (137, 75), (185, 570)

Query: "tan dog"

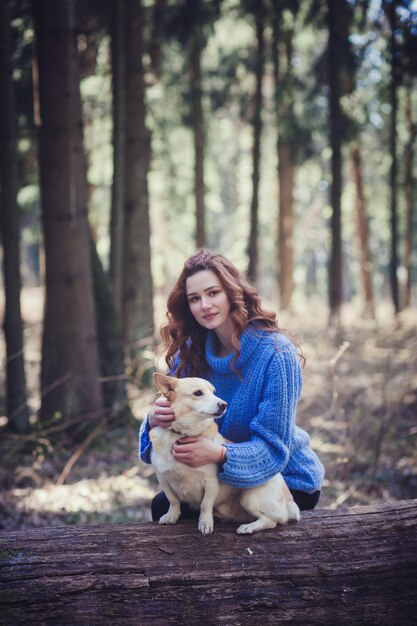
(150, 373), (300, 534)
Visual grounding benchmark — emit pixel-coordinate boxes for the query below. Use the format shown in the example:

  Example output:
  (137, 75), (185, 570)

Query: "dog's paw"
(236, 523), (254, 534)
(198, 519), (214, 535)
(159, 512), (179, 525)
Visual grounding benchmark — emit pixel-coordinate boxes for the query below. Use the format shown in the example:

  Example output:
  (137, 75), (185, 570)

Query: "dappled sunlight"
(2, 467), (156, 529)
(1, 290), (416, 528)
(1, 0), (415, 556)
(295, 307), (417, 509)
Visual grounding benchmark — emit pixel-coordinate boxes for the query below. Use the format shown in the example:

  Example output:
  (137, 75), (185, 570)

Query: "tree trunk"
(278, 140), (295, 310)
(273, 15), (295, 311)
(0, 0), (30, 433)
(189, 14), (206, 249)
(123, 0), (154, 359)
(387, 0), (400, 313)
(247, 5), (265, 283)
(33, 0), (103, 425)
(404, 84), (415, 309)
(0, 500), (416, 624)
(109, 0), (127, 318)
(351, 141), (375, 316)
(91, 238), (127, 414)
(327, 0), (344, 322)
(341, 1), (374, 318)
(150, 0), (167, 77)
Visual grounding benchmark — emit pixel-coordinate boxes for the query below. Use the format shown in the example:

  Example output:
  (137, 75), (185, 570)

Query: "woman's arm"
(219, 344), (303, 488)
(138, 415), (153, 464)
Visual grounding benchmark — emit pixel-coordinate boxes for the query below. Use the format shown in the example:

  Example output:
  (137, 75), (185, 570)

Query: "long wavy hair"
(161, 249), (297, 377)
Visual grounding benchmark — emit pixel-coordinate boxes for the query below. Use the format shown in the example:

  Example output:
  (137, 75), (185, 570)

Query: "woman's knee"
(151, 492), (199, 521)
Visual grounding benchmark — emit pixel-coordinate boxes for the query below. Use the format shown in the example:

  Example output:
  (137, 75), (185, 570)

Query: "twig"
(56, 424), (103, 485)
(53, 405), (130, 485)
(2, 409), (104, 441)
(5, 347), (25, 363)
(327, 483), (361, 509)
(330, 341), (350, 369)
(40, 372), (74, 398)
(313, 341), (350, 422)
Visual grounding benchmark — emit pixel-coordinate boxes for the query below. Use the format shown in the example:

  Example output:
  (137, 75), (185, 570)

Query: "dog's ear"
(153, 372), (177, 399)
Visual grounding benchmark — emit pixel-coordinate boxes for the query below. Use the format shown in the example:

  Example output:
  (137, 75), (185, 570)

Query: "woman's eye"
(193, 390), (203, 397)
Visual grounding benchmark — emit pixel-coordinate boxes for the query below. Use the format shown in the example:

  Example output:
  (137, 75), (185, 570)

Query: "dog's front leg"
(158, 477), (181, 525)
(198, 479), (219, 535)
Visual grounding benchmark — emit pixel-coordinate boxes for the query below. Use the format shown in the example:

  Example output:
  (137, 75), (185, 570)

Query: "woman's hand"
(172, 437), (225, 467)
(149, 396), (175, 429)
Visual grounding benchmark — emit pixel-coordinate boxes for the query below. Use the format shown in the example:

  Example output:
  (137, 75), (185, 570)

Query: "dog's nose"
(218, 401), (227, 411)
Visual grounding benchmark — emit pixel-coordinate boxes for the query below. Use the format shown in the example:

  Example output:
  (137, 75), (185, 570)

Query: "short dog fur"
(150, 373), (300, 534)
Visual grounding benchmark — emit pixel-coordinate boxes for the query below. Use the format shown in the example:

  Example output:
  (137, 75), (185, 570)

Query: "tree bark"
(327, 0), (344, 322)
(387, 0), (400, 313)
(0, 500), (416, 624)
(0, 0), (30, 433)
(109, 0), (127, 318)
(150, 0), (167, 77)
(342, 1), (375, 319)
(188, 7), (206, 249)
(247, 4), (265, 283)
(33, 0), (103, 425)
(351, 142), (375, 316)
(123, 0), (154, 359)
(404, 85), (415, 309)
(278, 140), (295, 310)
(273, 14), (296, 311)
(91, 238), (127, 414)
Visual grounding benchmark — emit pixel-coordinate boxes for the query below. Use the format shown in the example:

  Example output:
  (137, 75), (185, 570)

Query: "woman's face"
(186, 270), (232, 333)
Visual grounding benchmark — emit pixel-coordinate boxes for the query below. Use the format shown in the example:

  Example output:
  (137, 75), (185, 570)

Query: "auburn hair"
(160, 249), (297, 377)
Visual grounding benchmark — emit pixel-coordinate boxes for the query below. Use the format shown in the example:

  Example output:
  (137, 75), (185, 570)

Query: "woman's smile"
(203, 312), (217, 320)
(185, 270), (234, 343)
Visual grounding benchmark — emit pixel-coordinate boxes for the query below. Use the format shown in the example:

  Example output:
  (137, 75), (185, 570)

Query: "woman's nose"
(201, 297), (211, 310)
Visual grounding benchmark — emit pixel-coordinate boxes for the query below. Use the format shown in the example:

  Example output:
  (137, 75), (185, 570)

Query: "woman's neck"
(214, 319), (235, 356)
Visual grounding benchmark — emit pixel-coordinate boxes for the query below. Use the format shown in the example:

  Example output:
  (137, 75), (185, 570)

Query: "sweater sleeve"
(139, 414), (152, 464)
(218, 344), (302, 488)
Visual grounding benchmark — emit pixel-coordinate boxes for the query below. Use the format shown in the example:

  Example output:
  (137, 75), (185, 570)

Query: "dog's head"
(153, 373), (227, 435)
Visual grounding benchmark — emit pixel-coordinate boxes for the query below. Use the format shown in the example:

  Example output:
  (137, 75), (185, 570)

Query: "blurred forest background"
(0, 0), (416, 530)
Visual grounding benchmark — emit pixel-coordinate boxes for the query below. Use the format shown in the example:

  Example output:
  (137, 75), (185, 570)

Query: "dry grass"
(0, 289), (416, 530)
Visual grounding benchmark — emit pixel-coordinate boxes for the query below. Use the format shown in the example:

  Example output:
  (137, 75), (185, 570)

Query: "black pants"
(151, 488), (320, 522)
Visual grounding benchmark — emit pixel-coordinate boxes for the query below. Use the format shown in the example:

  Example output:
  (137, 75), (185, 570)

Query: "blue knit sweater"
(139, 326), (324, 493)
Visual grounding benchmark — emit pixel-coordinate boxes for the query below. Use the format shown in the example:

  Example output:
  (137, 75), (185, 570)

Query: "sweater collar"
(205, 324), (263, 374)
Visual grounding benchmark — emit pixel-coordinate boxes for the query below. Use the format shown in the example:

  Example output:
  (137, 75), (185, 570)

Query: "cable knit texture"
(139, 326), (324, 493)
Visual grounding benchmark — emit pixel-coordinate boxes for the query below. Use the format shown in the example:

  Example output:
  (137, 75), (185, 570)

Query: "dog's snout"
(218, 401), (227, 411)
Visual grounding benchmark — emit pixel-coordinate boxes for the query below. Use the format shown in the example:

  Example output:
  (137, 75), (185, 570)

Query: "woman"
(139, 249), (324, 520)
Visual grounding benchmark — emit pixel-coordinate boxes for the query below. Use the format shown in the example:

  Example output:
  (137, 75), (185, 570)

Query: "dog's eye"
(193, 390), (203, 397)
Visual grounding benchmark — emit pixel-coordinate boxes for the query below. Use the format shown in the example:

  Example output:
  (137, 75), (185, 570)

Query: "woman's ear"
(153, 372), (177, 399)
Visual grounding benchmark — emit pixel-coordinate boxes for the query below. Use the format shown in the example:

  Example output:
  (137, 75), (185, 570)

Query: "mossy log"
(0, 500), (416, 625)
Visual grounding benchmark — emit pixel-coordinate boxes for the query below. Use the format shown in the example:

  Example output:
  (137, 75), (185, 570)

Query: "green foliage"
(4, 0), (416, 405)
(5, 0), (412, 309)
(163, 0), (221, 46)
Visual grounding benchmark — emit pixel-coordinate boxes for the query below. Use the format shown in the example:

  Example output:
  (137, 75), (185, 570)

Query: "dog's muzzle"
(214, 401), (227, 417)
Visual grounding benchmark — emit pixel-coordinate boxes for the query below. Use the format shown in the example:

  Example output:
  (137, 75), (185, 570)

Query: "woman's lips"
(203, 313), (217, 320)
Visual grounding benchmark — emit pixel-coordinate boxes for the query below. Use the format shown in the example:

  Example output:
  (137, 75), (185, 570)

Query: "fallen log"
(0, 499), (416, 625)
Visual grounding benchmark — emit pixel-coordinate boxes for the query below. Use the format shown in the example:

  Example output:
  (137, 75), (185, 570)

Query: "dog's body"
(150, 373), (300, 535)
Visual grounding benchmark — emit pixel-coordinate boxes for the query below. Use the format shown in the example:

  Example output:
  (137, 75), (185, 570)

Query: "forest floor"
(0, 287), (416, 530)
